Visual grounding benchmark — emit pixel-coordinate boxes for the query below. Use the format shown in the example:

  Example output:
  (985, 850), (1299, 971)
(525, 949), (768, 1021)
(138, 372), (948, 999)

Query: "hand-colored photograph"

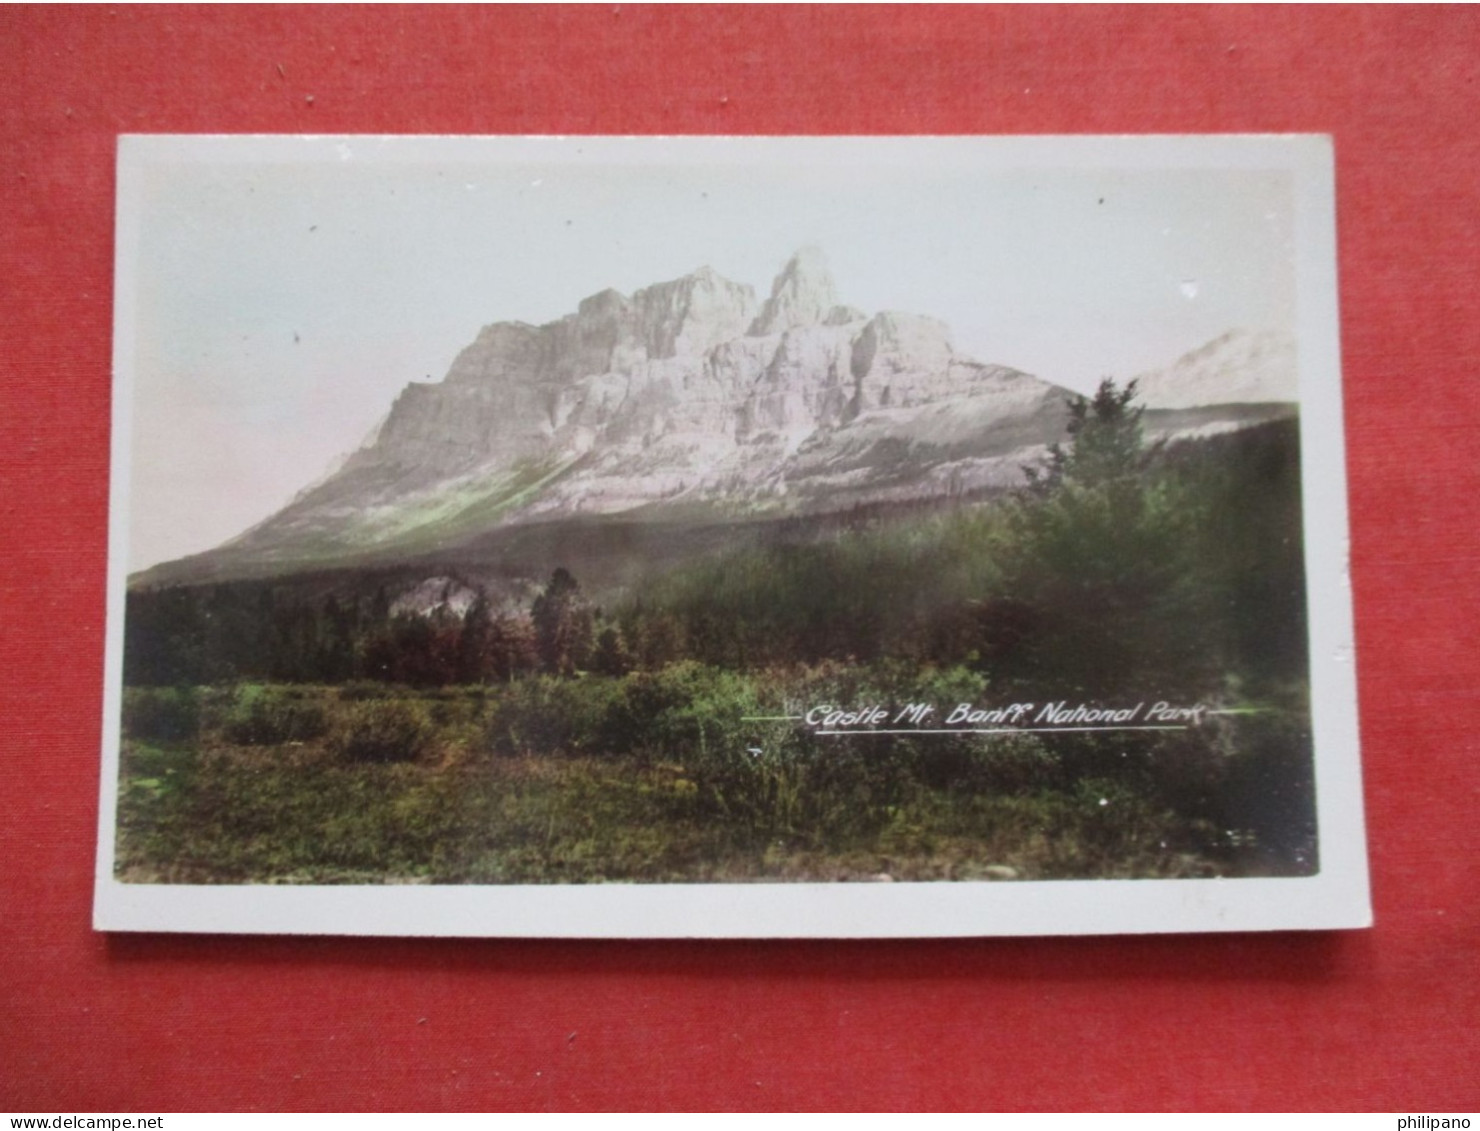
(97, 136), (1367, 936)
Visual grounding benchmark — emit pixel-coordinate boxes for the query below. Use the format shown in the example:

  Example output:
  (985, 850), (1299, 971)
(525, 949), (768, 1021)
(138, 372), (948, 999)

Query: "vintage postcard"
(96, 135), (1369, 936)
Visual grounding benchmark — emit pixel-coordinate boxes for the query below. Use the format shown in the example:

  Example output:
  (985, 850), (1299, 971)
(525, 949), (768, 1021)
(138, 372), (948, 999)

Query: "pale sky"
(120, 136), (1302, 571)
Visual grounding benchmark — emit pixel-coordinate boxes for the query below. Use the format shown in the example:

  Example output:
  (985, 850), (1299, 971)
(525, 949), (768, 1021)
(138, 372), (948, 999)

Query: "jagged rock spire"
(748, 247), (839, 337)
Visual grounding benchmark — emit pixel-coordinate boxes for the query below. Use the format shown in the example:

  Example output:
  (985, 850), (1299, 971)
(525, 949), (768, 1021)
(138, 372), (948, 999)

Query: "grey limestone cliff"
(149, 249), (1178, 582)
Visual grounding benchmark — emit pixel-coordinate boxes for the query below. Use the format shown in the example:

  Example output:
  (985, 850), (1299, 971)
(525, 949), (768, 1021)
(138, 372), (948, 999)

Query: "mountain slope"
(1133, 328), (1297, 409)
(136, 251), (1294, 588)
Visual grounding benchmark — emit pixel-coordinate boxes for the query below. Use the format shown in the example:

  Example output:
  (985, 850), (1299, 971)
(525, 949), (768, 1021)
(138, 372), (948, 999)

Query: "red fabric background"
(2, 5), (1477, 1113)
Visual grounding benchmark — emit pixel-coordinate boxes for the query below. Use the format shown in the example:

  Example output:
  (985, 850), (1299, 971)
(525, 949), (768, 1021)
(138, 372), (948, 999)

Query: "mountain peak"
(749, 247), (839, 337)
(140, 248), (1107, 586)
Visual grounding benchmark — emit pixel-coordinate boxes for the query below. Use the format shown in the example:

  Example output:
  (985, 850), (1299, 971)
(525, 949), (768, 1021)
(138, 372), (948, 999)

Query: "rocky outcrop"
(444, 266), (757, 388)
(850, 311), (957, 411)
(372, 265), (760, 477)
(748, 246), (838, 337)
(346, 249), (1047, 494)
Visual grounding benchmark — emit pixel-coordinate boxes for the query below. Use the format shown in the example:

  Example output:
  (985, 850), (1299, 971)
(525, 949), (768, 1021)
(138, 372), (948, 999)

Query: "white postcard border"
(95, 134), (1370, 938)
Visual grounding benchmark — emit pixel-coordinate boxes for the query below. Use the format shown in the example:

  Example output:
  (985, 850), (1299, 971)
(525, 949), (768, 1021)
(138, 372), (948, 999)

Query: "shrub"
(1028, 777), (1186, 877)
(487, 676), (618, 756)
(121, 687), (200, 743)
(339, 680), (392, 701)
(695, 728), (824, 839)
(907, 731), (1061, 795)
(331, 700), (433, 764)
(599, 662), (758, 761)
(687, 722), (924, 848)
(221, 687), (329, 745)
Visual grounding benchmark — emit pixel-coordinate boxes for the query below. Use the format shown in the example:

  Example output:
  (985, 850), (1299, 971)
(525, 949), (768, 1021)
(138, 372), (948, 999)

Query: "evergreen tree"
(995, 378), (1212, 697)
(1026, 378), (1160, 493)
(531, 568), (594, 676)
(487, 614), (538, 681)
(457, 593), (494, 684)
(591, 623), (634, 677)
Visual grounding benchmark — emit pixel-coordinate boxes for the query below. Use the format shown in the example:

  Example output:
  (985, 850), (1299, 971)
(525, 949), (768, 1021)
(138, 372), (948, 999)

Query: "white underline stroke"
(814, 725), (1190, 736)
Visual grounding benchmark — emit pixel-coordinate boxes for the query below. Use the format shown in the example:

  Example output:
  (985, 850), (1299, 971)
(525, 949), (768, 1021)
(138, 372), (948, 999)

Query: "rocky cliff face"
(371, 265), (761, 475)
(151, 250), (1289, 584)
(361, 247), (1023, 486)
(208, 249), (1066, 561)
(748, 245), (839, 336)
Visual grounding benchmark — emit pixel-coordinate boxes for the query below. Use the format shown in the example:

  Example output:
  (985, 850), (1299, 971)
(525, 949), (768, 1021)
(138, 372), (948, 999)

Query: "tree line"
(126, 567), (614, 688)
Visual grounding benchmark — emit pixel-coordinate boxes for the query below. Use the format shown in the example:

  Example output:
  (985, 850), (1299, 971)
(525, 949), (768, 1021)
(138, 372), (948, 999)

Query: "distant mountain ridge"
(1133, 328), (1297, 409)
(137, 250), (1297, 588)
